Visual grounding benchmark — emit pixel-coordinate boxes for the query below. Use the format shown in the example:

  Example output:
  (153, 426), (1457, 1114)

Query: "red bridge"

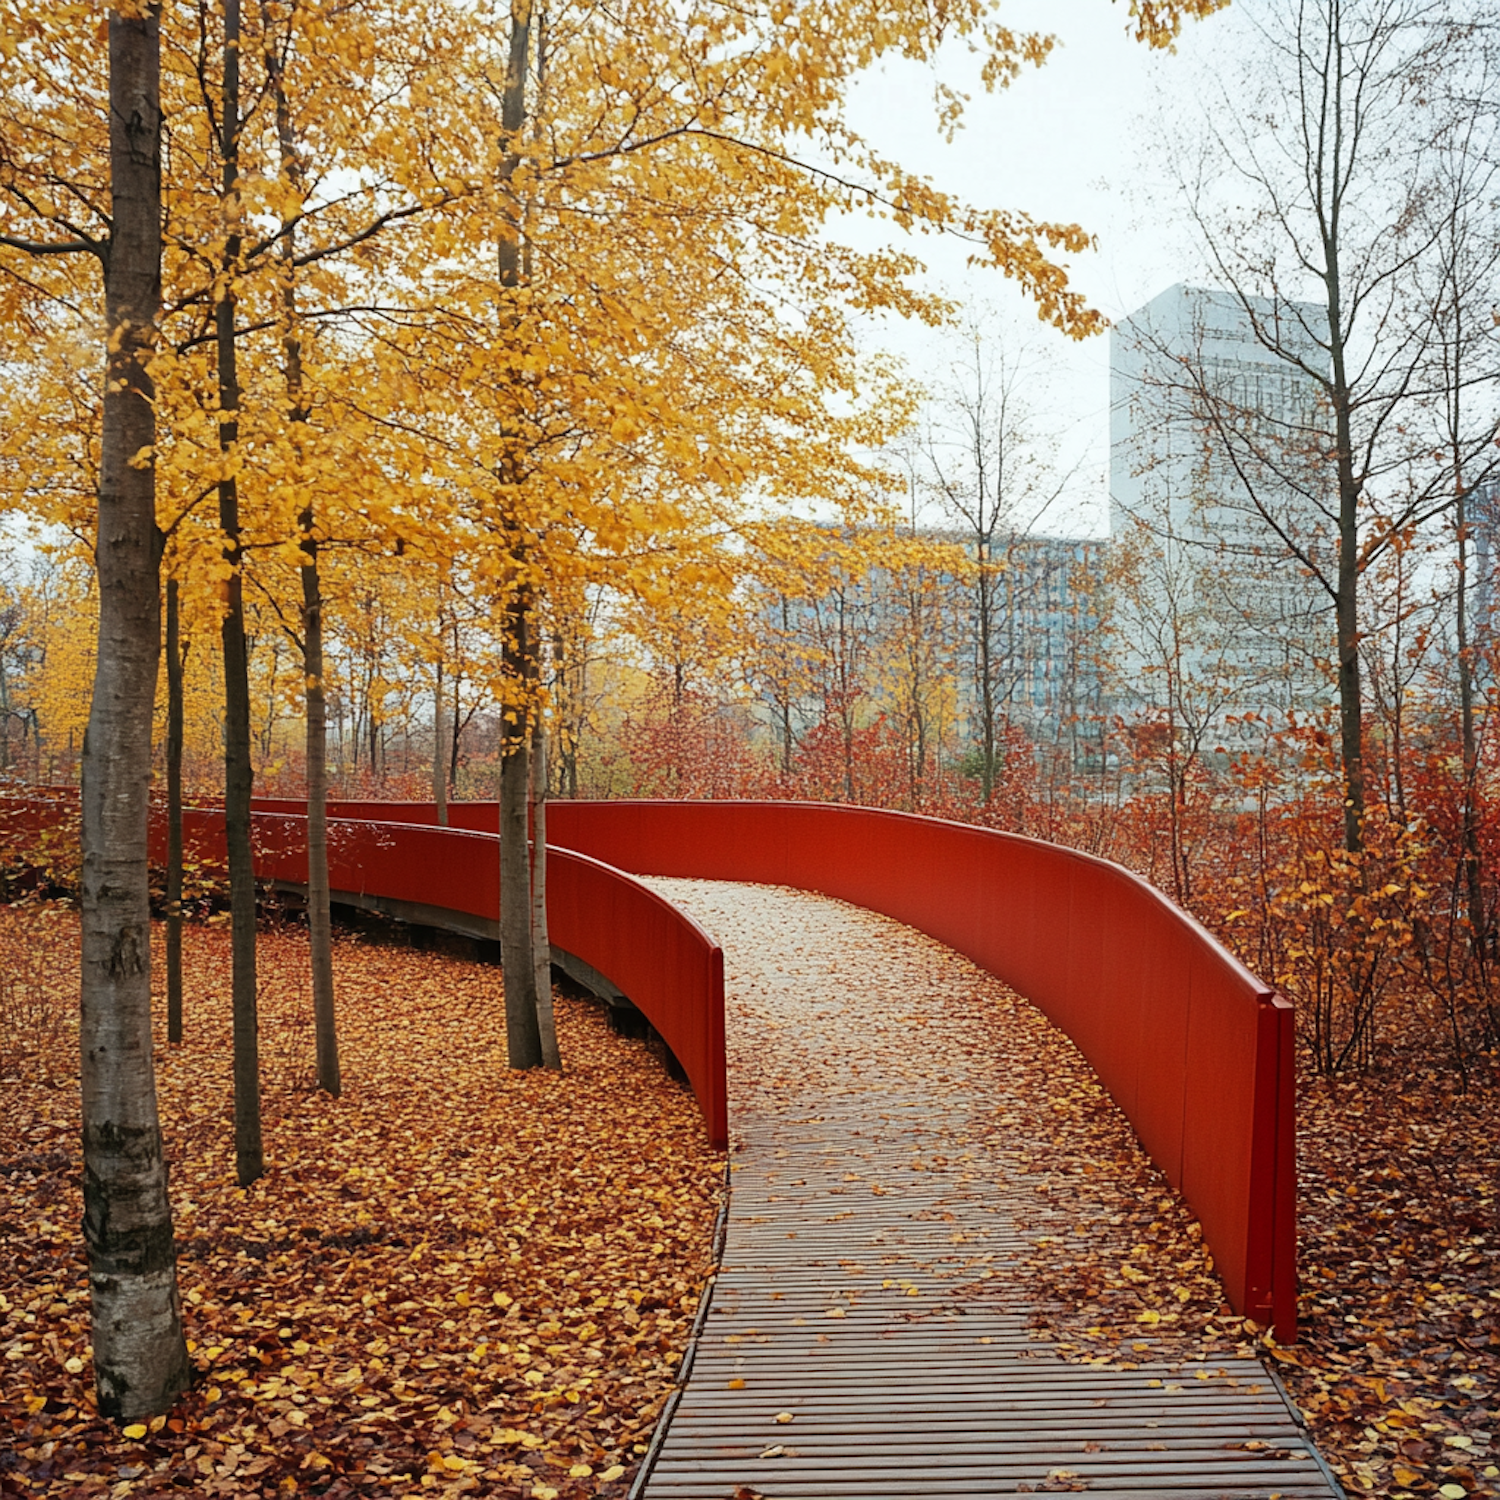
(250, 794), (1296, 1345)
(4, 790), (1297, 1337)
(6, 791), (1335, 1495)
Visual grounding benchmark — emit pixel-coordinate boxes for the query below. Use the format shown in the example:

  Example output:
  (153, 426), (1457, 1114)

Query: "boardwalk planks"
(639, 881), (1340, 1500)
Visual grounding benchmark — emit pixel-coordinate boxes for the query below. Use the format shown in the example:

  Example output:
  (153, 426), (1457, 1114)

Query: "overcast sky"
(838, 0), (1237, 535)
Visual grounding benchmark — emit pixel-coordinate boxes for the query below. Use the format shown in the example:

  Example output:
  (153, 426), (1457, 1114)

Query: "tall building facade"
(949, 530), (1106, 743)
(751, 525), (1107, 763)
(1109, 284), (1331, 734)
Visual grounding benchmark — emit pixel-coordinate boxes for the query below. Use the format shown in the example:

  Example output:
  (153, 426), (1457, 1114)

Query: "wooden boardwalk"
(638, 880), (1342, 1500)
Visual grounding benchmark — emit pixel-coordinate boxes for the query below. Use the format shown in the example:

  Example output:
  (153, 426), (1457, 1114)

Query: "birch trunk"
(496, 0), (543, 1069)
(301, 525), (339, 1095)
(80, 3), (190, 1420)
(499, 590), (542, 1069)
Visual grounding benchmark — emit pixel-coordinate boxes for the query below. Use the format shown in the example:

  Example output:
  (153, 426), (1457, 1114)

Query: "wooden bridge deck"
(637, 880), (1341, 1500)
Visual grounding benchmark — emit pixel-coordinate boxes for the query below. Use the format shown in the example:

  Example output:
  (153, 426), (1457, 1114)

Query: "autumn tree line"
(3, 0), (1497, 1429)
(0, 0), (1239, 1427)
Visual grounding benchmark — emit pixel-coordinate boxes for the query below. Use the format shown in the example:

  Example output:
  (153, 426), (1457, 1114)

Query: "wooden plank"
(635, 881), (1343, 1500)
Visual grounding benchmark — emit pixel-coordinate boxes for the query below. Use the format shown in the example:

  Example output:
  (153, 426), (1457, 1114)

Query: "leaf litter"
(4, 878), (1498, 1500)
(0, 904), (721, 1498)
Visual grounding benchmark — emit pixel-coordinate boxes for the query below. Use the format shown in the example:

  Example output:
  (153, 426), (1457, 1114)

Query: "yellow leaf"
(600, 1465), (626, 1482)
(775, 1411), (794, 1424)
(727, 1378), (745, 1389)
(122, 1424), (147, 1439)
(570, 1464), (593, 1477)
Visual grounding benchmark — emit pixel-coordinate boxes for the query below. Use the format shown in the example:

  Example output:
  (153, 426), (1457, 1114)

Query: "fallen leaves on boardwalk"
(653, 878), (1498, 1500)
(0, 903), (721, 1498)
(652, 878), (1247, 1366)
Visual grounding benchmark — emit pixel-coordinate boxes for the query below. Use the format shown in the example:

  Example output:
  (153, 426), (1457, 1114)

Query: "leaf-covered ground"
(0, 904), (722, 1498)
(1005, 993), (1500, 1498)
(3, 888), (1498, 1500)
(1281, 1073), (1499, 1499)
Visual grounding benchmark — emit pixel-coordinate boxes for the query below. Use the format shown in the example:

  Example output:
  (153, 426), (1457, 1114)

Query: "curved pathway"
(640, 880), (1340, 1500)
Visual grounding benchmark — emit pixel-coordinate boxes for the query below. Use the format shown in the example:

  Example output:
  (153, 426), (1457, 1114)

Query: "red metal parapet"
(7, 790), (1296, 1337)
(259, 795), (1300, 1337)
(7, 793), (727, 1151)
(243, 811), (729, 1152)
(534, 799), (1300, 1343)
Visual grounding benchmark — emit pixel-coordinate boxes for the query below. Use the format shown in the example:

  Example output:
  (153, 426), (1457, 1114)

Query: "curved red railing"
(291, 797), (1295, 1340)
(549, 800), (1297, 1341)
(0, 792), (726, 1149)
(200, 809), (727, 1151)
(8, 789), (1296, 1338)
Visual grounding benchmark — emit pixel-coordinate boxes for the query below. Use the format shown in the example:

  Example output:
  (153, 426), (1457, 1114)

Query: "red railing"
(302, 798), (1295, 1340)
(546, 800), (1297, 1342)
(1, 792), (726, 1149)
(190, 809), (726, 1151)
(7, 789), (1296, 1337)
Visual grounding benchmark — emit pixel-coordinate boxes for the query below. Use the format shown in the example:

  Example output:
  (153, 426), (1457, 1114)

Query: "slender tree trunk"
(499, 585), (543, 1068)
(1334, 467), (1365, 856)
(530, 715), (559, 1067)
(261, 15), (339, 1096)
(300, 524), (339, 1094)
(977, 549), (997, 802)
(218, 0), (263, 1184)
(495, 0), (543, 1069)
(449, 667), (462, 793)
(1457, 483), (1485, 933)
(1322, 237), (1367, 856)
(81, 5), (190, 1421)
(165, 576), (184, 1045)
(433, 649), (448, 824)
(778, 594), (794, 774)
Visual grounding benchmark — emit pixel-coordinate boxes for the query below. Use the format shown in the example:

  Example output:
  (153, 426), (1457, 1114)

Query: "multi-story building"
(1109, 284), (1331, 734)
(751, 524), (1107, 764)
(945, 529), (1107, 742)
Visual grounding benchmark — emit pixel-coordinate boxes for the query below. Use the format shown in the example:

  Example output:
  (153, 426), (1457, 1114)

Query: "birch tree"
(0, 0), (191, 1420)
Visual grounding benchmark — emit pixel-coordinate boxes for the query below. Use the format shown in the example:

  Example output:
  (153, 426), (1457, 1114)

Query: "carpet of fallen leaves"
(1281, 1063), (1499, 1500)
(4, 884), (1498, 1500)
(1008, 1003), (1500, 1499)
(0, 900), (722, 1499)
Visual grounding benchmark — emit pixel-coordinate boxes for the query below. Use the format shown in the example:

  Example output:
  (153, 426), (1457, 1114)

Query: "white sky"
(838, 0), (1236, 536)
